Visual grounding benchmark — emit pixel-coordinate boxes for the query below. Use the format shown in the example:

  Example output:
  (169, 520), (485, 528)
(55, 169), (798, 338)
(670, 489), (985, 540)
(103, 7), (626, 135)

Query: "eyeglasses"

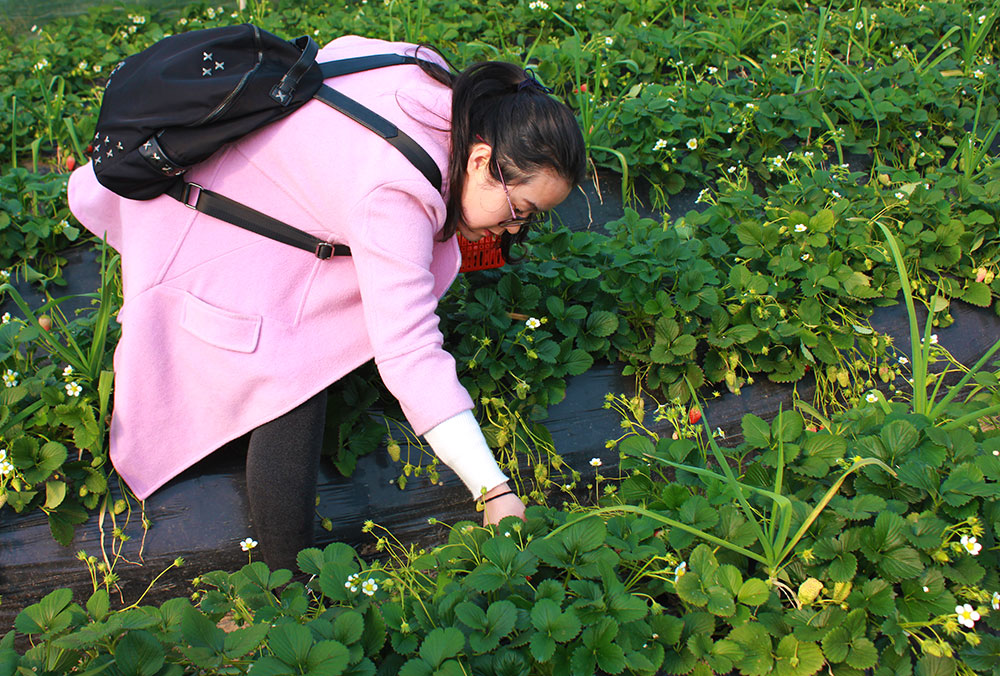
(495, 159), (547, 230)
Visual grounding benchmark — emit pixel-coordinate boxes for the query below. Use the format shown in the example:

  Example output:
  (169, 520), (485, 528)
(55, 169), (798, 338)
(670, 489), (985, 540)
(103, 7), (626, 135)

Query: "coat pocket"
(180, 292), (261, 353)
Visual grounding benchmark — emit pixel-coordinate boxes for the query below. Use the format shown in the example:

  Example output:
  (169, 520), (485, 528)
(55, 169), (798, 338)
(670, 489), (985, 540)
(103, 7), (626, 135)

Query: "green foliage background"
(0, 0), (998, 673)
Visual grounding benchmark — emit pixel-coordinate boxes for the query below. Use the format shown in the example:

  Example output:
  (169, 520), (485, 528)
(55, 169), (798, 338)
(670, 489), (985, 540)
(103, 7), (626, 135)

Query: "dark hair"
(415, 52), (587, 260)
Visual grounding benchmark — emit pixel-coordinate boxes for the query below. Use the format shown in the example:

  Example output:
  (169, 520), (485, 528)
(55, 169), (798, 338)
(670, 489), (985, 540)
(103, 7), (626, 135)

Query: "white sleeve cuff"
(423, 410), (509, 498)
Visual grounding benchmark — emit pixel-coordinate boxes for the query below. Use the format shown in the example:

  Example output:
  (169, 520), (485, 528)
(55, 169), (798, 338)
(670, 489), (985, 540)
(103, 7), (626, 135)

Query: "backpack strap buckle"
(271, 36), (319, 105)
(180, 183), (203, 209)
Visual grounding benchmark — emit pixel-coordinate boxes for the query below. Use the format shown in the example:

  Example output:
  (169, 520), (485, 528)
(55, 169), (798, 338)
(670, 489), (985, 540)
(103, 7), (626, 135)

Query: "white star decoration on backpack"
(202, 67), (213, 77)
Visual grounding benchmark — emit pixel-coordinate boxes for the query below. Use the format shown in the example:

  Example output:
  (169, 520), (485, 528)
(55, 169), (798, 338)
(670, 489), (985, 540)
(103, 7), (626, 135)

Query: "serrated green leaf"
(810, 210), (835, 233)
(742, 415), (771, 448)
(801, 433), (847, 469)
(728, 324), (759, 343)
(775, 635), (824, 676)
(562, 518), (606, 553)
(551, 608), (582, 643)
(707, 587), (736, 617)
(821, 626), (850, 663)
(112, 630), (165, 676)
(530, 633), (557, 663)
(738, 579), (771, 606)
(297, 548), (326, 576)
(586, 310), (619, 337)
(962, 281), (992, 307)
(564, 349), (594, 376)
(318, 558), (360, 602)
(306, 640), (350, 674)
(334, 610), (365, 645)
(571, 643), (598, 676)
(916, 656), (958, 676)
(716, 565), (743, 596)
(941, 464), (994, 504)
(773, 411), (803, 443)
(845, 638), (878, 669)
(596, 642), (626, 674)
(619, 434), (655, 459)
(827, 553), (857, 582)
(247, 656), (294, 676)
(419, 627), (464, 669)
(398, 657), (433, 676)
(689, 544), (720, 578)
(361, 605), (386, 657)
(878, 546), (924, 581)
(857, 579), (896, 617)
(456, 602), (487, 631)
(44, 480), (67, 510)
(675, 572), (708, 607)
(37, 441), (68, 474)
(13, 588), (72, 635)
(730, 623), (773, 676)
(268, 623), (312, 668)
(471, 600), (517, 652)
(465, 562), (506, 592)
(831, 494), (886, 521)
(482, 535), (518, 568)
(224, 623), (270, 660)
(625, 649), (658, 673)
(530, 599), (560, 631)
(881, 420), (919, 459)
(86, 589), (110, 622)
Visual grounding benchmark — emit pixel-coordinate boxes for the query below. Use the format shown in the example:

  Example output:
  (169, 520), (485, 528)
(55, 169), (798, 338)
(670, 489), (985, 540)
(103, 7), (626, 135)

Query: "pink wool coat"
(68, 36), (474, 500)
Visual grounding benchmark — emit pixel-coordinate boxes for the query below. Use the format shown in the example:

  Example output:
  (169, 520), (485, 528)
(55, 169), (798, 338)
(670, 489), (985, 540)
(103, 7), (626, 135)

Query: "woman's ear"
(466, 142), (493, 177)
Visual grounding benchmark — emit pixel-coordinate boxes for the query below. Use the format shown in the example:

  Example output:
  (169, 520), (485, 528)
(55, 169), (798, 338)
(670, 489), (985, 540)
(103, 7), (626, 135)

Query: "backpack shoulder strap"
(313, 84), (443, 192)
(166, 181), (345, 259)
(318, 54), (422, 79)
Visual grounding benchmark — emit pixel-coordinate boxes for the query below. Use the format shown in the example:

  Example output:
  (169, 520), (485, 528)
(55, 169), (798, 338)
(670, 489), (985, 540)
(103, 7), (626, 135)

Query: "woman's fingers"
(482, 492), (526, 525)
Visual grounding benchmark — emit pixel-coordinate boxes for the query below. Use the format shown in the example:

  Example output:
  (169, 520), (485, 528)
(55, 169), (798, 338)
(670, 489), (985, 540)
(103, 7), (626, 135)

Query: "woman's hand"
(481, 482), (526, 526)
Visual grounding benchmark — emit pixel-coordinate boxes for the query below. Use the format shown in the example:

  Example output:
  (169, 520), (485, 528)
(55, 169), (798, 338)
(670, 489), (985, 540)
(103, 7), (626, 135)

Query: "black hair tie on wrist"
(482, 489), (515, 504)
(518, 69), (553, 94)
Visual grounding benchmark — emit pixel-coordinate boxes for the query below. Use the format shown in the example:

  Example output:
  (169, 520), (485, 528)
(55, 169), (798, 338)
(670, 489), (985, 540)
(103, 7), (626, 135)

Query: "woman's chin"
(457, 224), (485, 241)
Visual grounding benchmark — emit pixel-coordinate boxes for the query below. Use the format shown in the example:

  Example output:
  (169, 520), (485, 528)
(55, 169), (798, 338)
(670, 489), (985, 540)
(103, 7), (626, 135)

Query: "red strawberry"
(688, 408), (702, 425)
(65, 155), (76, 171)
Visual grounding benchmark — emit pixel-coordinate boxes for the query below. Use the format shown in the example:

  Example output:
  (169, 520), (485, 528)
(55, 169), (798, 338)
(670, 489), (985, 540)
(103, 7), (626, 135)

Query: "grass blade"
(546, 505), (769, 565)
(776, 457), (895, 566)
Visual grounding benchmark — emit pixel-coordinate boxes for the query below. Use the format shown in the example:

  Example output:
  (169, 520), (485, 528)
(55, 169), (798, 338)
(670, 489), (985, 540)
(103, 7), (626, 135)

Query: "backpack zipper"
(197, 24), (264, 125)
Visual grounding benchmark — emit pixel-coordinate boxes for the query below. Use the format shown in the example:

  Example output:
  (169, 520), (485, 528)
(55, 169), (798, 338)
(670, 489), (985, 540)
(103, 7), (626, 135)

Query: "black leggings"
(245, 388), (328, 571)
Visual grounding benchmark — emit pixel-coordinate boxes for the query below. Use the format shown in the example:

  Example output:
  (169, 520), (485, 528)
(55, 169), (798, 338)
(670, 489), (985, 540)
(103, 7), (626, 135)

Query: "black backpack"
(89, 24), (443, 259)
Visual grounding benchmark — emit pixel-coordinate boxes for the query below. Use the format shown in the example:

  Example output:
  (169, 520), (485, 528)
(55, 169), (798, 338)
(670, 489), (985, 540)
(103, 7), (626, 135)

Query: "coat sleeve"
(346, 179), (474, 435)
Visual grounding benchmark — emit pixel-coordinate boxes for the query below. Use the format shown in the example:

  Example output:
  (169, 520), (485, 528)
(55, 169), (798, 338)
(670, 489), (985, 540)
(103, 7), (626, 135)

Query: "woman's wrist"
(477, 482), (517, 510)
(481, 482), (511, 500)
